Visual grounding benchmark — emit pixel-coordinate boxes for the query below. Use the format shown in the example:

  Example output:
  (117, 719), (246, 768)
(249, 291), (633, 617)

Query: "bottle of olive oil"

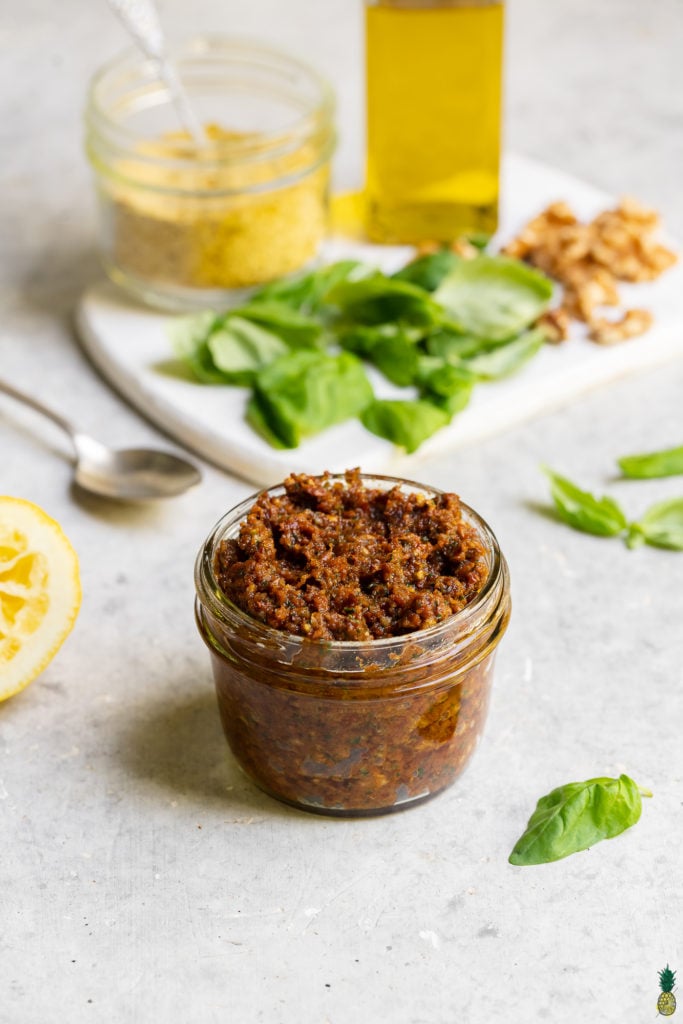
(365, 0), (504, 244)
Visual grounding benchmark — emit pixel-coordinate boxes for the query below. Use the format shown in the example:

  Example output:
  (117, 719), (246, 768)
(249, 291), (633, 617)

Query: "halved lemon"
(0, 497), (81, 702)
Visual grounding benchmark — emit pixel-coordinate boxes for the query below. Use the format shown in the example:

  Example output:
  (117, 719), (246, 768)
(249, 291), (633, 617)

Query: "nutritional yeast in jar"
(365, 0), (504, 243)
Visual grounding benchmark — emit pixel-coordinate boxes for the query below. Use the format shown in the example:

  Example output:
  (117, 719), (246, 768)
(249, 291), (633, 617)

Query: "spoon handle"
(0, 378), (78, 449)
(106, 0), (205, 145)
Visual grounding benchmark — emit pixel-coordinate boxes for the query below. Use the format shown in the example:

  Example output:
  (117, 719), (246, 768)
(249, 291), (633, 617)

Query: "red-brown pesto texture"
(211, 653), (495, 812)
(213, 469), (488, 641)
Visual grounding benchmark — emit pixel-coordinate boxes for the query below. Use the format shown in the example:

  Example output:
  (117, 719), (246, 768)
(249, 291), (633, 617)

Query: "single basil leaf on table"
(253, 349), (374, 449)
(509, 774), (651, 866)
(361, 399), (449, 453)
(207, 316), (289, 385)
(542, 466), (628, 537)
(232, 301), (325, 349)
(618, 444), (683, 479)
(435, 255), (553, 341)
(629, 497), (683, 550)
(392, 250), (461, 292)
(465, 328), (545, 380)
(327, 272), (444, 328)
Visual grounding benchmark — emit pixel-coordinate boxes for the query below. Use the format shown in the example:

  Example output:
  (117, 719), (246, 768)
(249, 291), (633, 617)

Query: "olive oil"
(365, 0), (504, 243)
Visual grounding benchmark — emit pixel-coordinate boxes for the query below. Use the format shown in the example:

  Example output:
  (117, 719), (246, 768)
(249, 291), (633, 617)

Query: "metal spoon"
(106, 0), (205, 146)
(0, 378), (202, 501)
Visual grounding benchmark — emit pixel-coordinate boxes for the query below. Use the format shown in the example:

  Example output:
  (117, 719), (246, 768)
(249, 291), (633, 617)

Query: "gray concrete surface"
(1, 1), (682, 1021)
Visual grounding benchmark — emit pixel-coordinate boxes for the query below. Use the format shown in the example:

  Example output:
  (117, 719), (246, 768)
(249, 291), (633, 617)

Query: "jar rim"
(85, 34), (336, 169)
(195, 472), (507, 654)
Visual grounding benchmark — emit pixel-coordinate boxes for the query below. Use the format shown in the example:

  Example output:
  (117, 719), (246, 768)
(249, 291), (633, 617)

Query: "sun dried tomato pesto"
(213, 469), (488, 641)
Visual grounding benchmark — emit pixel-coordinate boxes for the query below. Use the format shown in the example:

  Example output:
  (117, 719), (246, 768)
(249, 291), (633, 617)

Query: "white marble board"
(76, 154), (683, 487)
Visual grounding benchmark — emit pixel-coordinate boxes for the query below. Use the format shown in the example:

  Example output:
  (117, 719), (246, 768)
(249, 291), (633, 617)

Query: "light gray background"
(2, 1), (682, 1021)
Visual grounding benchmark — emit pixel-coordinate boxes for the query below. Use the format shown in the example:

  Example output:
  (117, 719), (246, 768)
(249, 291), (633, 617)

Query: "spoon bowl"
(1, 378), (202, 502)
(74, 439), (202, 501)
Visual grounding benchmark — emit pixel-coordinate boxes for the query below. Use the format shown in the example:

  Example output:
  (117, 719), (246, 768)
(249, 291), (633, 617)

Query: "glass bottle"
(365, 0), (504, 244)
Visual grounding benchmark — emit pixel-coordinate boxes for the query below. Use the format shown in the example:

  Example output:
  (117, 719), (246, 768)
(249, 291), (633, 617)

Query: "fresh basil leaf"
(339, 323), (423, 359)
(509, 774), (650, 866)
(416, 358), (474, 418)
(233, 301), (324, 349)
(251, 260), (369, 314)
(465, 232), (491, 252)
(392, 250), (461, 292)
(253, 350), (373, 448)
(625, 524), (646, 550)
(435, 256), (553, 341)
(244, 395), (288, 449)
(368, 332), (422, 386)
(421, 370), (475, 417)
(361, 399), (449, 453)
(207, 317), (288, 385)
(630, 498), (683, 550)
(181, 341), (231, 384)
(618, 445), (683, 479)
(168, 311), (229, 383)
(425, 328), (487, 363)
(422, 382), (474, 420)
(327, 273), (443, 328)
(465, 329), (545, 380)
(542, 467), (628, 537)
(418, 360), (475, 396)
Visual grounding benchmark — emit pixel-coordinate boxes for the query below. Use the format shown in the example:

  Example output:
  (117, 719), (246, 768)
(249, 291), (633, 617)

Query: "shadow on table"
(117, 684), (299, 819)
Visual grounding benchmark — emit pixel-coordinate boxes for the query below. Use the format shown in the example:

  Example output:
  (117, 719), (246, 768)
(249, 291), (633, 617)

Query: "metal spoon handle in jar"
(106, 0), (205, 145)
(0, 377), (79, 452)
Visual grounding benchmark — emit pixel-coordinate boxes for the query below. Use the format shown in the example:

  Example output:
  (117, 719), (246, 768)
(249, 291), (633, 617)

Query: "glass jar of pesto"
(85, 37), (336, 311)
(195, 473), (511, 816)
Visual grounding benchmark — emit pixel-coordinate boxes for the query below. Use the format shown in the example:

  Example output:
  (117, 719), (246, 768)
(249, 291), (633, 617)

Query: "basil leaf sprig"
(542, 467), (628, 537)
(626, 498), (683, 550)
(509, 774), (652, 866)
(543, 467), (683, 550)
(618, 444), (683, 479)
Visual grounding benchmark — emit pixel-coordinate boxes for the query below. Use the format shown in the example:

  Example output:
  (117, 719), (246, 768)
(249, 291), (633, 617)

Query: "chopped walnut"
(503, 196), (676, 344)
(537, 307), (570, 344)
(589, 309), (654, 345)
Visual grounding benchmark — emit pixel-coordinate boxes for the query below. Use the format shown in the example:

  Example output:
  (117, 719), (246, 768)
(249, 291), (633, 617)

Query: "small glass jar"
(195, 475), (511, 816)
(85, 37), (336, 311)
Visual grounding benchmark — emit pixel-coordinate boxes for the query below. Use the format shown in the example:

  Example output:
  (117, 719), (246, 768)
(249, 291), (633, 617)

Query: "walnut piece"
(537, 307), (571, 344)
(589, 309), (654, 345)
